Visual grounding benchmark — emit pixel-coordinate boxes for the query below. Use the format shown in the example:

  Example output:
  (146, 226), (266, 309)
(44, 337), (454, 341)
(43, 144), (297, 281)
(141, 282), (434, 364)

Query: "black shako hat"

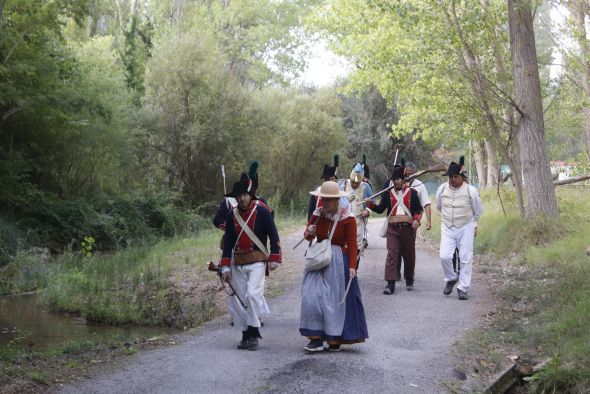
(321, 155), (339, 180)
(362, 154), (370, 179)
(225, 161), (259, 198)
(391, 158), (406, 180)
(443, 156), (467, 178)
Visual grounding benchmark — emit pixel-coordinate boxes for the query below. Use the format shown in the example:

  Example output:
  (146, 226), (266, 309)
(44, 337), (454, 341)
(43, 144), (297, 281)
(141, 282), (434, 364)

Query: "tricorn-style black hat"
(321, 154), (339, 180)
(225, 161), (260, 198)
(225, 172), (258, 198)
(443, 156), (467, 178)
(391, 158), (406, 180)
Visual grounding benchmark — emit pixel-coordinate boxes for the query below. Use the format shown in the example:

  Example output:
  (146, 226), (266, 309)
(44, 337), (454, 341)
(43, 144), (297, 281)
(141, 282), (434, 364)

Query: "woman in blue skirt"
(299, 181), (369, 353)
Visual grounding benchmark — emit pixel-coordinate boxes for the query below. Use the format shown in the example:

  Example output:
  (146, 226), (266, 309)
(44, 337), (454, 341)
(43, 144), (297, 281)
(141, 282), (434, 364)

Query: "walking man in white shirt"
(435, 156), (483, 300)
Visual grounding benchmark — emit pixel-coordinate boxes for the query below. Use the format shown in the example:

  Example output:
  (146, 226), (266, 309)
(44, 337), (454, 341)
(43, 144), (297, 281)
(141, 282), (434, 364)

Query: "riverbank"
(0, 217), (305, 392)
(426, 187), (590, 393)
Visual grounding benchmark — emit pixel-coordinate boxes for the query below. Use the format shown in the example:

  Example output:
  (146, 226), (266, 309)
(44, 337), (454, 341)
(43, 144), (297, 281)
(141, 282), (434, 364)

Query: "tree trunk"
(474, 140), (488, 188)
(484, 139), (499, 187)
(570, 0), (590, 158)
(173, 0), (184, 25)
(130, 0), (139, 17)
(508, 0), (558, 218)
(444, 2), (526, 217)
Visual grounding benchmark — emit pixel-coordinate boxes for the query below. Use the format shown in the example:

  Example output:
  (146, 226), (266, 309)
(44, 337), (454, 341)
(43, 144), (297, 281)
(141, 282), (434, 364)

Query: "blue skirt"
(300, 253), (369, 343)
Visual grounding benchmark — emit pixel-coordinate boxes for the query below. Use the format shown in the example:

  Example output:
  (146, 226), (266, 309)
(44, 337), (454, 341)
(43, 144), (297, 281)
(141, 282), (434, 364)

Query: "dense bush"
(0, 192), (208, 265)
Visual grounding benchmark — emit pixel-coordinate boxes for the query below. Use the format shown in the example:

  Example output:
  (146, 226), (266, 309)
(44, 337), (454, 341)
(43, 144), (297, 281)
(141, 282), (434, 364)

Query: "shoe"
(458, 289), (468, 300)
(247, 337), (259, 350)
(383, 281), (395, 295)
(327, 344), (341, 352)
(443, 280), (457, 295)
(237, 339), (249, 349)
(362, 239), (369, 249)
(304, 339), (325, 353)
(406, 279), (414, 291)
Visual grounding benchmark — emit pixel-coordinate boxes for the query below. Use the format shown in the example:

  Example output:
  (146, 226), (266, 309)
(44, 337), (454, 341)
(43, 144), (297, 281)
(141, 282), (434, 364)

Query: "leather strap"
(390, 184), (412, 217)
(233, 206), (269, 257)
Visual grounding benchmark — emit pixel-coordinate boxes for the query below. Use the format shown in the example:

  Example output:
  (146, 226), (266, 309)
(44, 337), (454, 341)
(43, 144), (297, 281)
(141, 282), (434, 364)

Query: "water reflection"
(0, 293), (174, 350)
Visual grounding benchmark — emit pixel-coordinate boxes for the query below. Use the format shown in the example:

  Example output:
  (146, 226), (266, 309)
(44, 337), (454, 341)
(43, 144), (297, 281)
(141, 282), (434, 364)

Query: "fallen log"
(483, 364), (518, 394)
(483, 356), (550, 394)
(553, 174), (590, 186)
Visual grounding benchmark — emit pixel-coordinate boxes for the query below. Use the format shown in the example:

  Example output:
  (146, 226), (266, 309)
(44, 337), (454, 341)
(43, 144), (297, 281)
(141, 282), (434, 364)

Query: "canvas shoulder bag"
(304, 209), (341, 272)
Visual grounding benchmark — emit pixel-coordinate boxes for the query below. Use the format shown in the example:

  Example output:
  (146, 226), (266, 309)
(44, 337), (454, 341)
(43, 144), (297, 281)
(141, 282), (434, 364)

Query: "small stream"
(0, 293), (174, 351)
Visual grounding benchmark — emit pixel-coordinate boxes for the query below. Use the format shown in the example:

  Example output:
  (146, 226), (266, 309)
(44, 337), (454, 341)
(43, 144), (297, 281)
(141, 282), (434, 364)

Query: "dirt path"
(54, 219), (492, 394)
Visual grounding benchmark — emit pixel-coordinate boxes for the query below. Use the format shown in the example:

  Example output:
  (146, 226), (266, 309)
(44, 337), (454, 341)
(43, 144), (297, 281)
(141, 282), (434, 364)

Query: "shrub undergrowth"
(0, 191), (206, 265)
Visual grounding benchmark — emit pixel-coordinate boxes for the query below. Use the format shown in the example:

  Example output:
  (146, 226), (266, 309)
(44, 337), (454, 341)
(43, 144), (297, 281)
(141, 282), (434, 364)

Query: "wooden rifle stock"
(355, 163), (447, 206)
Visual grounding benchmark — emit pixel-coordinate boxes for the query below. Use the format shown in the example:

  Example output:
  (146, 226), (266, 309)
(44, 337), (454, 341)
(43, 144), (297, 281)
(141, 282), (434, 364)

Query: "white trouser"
(440, 221), (475, 292)
(355, 215), (366, 250)
(229, 262), (266, 331)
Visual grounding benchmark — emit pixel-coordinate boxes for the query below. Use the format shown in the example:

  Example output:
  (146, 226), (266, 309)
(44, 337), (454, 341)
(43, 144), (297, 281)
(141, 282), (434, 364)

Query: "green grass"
(0, 249), (52, 295)
(28, 369), (49, 385)
(40, 229), (223, 326)
(1, 216), (303, 329)
(429, 187), (590, 393)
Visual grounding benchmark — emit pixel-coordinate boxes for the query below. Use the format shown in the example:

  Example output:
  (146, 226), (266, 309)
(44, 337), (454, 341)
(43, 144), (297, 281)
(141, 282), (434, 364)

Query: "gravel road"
(56, 219), (491, 394)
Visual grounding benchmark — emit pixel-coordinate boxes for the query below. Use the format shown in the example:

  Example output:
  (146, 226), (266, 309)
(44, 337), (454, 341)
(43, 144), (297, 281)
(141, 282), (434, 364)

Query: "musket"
(292, 237), (309, 250)
(355, 162), (447, 206)
(207, 261), (247, 309)
(393, 149), (399, 166)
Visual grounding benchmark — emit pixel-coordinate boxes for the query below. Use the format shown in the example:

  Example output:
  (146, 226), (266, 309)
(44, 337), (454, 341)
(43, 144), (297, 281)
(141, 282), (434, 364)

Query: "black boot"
(237, 331), (249, 349)
(383, 281), (396, 295)
(246, 326), (261, 350)
(443, 280), (458, 296)
(406, 279), (414, 291)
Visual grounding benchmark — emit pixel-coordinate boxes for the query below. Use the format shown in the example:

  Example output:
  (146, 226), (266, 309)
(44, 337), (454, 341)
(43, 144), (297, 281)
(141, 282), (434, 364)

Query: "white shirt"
(408, 179), (431, 208)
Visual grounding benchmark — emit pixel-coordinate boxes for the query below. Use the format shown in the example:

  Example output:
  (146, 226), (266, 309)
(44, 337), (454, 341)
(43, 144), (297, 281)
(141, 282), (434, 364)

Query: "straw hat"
(310, 181), (348, 198)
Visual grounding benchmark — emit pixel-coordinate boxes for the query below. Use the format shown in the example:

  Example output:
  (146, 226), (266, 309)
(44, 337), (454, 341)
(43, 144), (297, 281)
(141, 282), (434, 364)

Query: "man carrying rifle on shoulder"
(365, 159), (423, 295)
(219, 169), (281, 350)
(396, 161), (432, 284)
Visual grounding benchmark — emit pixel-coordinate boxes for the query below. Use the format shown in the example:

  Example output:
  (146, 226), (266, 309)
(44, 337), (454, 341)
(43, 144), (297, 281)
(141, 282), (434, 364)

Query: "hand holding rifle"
(207, 260), (247, 309)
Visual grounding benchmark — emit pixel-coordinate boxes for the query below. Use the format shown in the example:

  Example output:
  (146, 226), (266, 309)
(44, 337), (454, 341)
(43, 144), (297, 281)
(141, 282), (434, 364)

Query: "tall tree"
(567, 0), (590, 158)
(508, 0), (558, 217)
(311, 0), (528, 215)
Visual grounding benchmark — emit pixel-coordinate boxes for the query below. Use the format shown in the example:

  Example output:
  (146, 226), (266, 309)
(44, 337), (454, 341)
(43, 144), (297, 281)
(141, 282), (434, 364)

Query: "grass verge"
(427, 187), (590, 393)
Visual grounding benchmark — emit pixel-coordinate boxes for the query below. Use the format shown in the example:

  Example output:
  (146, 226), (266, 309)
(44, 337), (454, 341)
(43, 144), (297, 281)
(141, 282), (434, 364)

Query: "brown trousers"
(385, 224), (416, 281)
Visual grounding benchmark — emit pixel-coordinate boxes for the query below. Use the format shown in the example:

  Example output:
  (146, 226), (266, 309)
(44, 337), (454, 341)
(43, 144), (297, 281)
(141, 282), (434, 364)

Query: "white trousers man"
(355, 216), (366, 250)
(229, 261), (266, 331)
(440, 221), (475, 292)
